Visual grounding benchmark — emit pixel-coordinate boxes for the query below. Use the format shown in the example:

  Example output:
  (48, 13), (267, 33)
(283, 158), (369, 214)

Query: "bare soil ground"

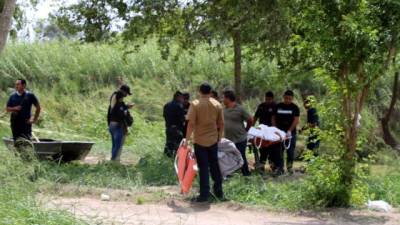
(44, 154), (398, 225)
(42, 193), (400, 225)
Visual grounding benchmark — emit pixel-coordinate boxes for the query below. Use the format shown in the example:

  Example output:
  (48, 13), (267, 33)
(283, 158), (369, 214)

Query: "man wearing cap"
(272, 90), (300, 175)
(6, 79), (41, 141)
(184, 83), (224, 202)
(163, 91), (186, 157)
(107, 84), (134, 162)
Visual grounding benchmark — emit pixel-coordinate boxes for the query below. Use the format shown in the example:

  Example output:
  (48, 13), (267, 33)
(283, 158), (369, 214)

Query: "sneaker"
(190, 196), (208, 203)
(211, 193), (228, 202)
(272, 169), (284, 177)
(243, 172), (251, 177)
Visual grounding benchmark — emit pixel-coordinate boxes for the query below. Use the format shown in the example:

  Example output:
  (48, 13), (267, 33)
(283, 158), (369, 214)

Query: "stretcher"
(248, 125), (290, 148)
(247, 126), (291, 171)
(174, 141), (198, 194)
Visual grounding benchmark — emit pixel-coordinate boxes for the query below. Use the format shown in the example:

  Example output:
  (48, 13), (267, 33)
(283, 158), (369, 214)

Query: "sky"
(17, 0), (76, 40)
(17, 0), (127, 40)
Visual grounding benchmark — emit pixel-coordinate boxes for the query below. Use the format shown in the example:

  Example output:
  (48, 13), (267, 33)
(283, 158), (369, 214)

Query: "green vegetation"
(0, 147), (84, 224)
(1, 41), (399, 214)
(37, 154), (176, 189)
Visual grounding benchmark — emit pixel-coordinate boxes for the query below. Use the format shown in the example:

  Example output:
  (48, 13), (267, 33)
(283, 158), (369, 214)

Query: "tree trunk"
(0, 0), (17, 54)
(381, 72), (400, 150)
(232, 31), (242, 102)
(337, 61), (370, 206)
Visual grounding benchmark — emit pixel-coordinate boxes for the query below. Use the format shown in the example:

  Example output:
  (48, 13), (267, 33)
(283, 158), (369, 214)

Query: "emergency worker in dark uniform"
(163, 91), (185, 157)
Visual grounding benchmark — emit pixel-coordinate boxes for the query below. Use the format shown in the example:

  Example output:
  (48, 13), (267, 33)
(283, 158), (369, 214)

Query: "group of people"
(5, 78), (319, 203)
(163, 83), (320, 202)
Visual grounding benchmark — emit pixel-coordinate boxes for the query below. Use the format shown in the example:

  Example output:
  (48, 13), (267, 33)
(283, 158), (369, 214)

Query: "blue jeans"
(194, 143), (223, 199)
(235, 141), (250, 176)
(109, 122), (124, 161)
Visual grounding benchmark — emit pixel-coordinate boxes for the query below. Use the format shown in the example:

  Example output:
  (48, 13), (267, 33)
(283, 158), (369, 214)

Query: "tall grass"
(0, 147), (84, 224)
(0, 40), (234, 92)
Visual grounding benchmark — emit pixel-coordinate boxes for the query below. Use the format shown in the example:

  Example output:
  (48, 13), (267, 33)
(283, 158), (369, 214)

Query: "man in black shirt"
(272, 90), (300, 175)
(254, 91), (277, 170)
(6, 79), (41, 141)
(163, 91), (186, 157)
(303, 97), (320, 154)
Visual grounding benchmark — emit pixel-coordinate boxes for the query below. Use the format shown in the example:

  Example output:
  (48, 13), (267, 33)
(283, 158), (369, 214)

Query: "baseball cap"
(119, 84), (132, 95)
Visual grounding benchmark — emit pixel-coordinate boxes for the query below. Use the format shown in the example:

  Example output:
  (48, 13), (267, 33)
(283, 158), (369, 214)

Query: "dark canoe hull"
(2, 137), (62, 159)
(2, 138), (94, 162)
(56, 141), (94, 162)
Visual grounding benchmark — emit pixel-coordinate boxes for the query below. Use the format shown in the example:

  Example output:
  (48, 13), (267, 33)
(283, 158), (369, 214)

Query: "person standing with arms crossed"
(272, 90), (300, 175)
(184, 83), (224, 202)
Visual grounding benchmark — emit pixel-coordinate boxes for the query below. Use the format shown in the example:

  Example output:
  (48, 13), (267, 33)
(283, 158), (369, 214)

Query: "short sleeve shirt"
(254, 102), (276, 126)
(307, 108), (319, 126)
(7, 91), (39, 121)
(163, 100), (185, 129)
(274, 102), (300, 132)
(187, 97), (224, 147)
(224, 104), (252, 143)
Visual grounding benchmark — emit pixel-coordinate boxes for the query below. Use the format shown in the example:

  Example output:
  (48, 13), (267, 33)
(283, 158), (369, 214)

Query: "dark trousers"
(285, 134), (297, 170)
(235, 141), (250, 176)
(259, 146), (272, 164)
(269, 143), (284, 172)
(11, 119), (32, 141)
(307, 134), (320, 156)
(164, 126), (184, 157)
(194, 143), (223, 199)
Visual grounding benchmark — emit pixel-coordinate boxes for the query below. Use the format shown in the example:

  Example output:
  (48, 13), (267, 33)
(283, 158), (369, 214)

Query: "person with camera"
(107, 85), (134, 162)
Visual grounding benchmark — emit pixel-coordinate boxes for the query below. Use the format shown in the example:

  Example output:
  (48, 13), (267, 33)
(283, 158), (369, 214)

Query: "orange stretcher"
(174, 142), (198, 194)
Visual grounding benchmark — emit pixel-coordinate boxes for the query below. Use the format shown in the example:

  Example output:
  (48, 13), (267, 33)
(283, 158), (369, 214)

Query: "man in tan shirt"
(184, 83), (224, 202)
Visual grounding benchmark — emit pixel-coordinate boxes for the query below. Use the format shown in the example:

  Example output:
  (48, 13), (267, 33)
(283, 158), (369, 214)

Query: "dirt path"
(44, 196), (399, 225)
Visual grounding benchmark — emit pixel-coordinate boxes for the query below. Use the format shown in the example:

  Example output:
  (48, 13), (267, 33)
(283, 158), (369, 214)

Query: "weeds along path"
(41, 195), (400, 225)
